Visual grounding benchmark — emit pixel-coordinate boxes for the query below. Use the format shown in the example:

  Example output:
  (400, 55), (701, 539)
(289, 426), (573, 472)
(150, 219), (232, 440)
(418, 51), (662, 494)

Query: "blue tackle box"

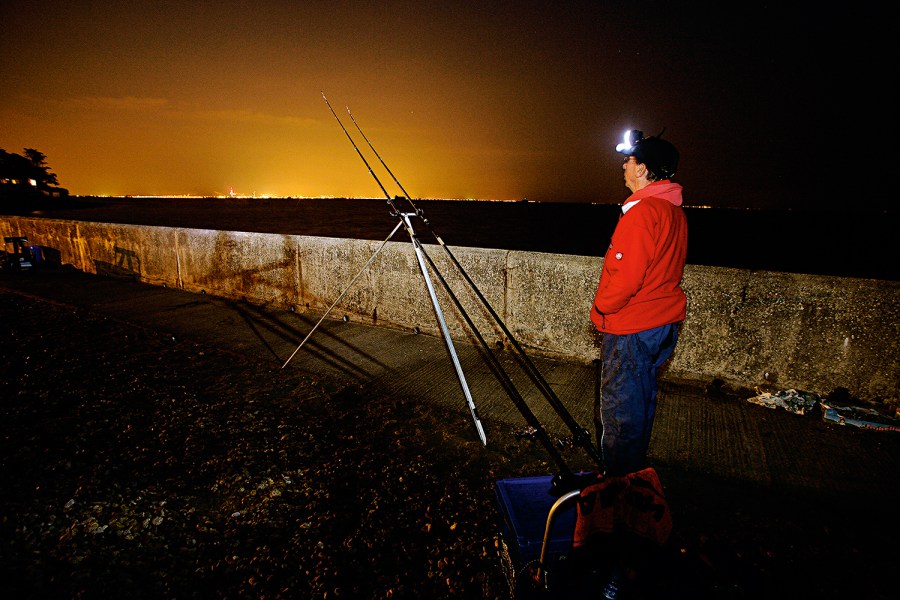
(494, 475), (580, 593)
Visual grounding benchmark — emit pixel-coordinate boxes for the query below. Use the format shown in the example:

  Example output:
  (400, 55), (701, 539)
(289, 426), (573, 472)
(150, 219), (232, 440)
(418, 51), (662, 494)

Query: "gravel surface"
(0, 290), (565, 599)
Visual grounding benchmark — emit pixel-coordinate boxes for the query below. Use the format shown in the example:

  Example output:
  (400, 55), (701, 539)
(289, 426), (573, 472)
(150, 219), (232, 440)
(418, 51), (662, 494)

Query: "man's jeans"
(595, 323), (679, 476)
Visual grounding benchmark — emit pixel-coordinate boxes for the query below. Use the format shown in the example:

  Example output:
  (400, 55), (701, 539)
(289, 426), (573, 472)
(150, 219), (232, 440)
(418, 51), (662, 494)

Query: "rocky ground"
(1, 288), (897, 599)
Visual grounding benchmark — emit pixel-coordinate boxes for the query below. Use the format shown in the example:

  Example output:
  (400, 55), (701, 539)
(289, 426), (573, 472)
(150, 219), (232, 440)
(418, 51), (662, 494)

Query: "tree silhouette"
(0, 148), (63, 198)
(23, 148), (60, 187)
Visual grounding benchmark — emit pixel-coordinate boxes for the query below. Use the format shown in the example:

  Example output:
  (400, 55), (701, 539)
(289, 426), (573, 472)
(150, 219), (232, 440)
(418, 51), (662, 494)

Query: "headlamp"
(615, 129), (644, 153)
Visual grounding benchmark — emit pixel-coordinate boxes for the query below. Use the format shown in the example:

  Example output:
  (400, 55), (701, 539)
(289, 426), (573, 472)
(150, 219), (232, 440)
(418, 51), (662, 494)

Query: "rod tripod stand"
(282, 93), (603, 489)
(282, 200), (485, 445)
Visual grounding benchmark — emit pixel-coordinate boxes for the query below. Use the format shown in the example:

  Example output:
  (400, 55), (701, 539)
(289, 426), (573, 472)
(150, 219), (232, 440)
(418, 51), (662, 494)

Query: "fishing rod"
(350, 100), (575, 477)
(346, 107), (414, 202)
(406, 206), (577, 483)
(320, 91), (487, 447)
(345, 104), (603, 469)
(332, 97), (576, 481)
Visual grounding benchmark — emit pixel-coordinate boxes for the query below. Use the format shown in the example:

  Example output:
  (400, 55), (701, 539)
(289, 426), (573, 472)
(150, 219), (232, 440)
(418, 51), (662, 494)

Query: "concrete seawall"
(3, 216), (897, 404)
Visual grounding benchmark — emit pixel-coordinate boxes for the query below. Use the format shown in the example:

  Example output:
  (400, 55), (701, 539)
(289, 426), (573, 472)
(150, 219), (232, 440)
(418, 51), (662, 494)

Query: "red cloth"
(590, 181), (688, 335)
(572, 467), (672, 548)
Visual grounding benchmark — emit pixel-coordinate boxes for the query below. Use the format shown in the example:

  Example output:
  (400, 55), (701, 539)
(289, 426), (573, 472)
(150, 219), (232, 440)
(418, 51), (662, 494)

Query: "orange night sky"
(0, 2), (885, 209)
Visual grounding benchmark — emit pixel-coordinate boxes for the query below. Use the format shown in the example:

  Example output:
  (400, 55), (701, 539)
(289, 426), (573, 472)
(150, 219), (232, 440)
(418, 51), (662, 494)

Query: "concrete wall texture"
(3, 216), (898, 404)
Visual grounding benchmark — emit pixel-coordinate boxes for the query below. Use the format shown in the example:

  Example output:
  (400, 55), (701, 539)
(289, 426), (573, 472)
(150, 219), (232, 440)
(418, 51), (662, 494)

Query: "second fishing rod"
(343, 102), (603, 472)
(328, 95), (603, 480)
(322, 92), (581, 481)
(321, 91), (487, 449)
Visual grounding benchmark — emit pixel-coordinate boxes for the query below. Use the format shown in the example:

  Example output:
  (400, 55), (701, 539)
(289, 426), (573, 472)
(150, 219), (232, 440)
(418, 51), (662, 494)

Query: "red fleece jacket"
(590, 181), (688, 335)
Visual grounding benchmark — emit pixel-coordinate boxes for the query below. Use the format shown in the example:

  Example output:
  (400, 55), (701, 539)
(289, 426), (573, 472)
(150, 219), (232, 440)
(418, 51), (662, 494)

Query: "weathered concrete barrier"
(2, 216), (897, 404)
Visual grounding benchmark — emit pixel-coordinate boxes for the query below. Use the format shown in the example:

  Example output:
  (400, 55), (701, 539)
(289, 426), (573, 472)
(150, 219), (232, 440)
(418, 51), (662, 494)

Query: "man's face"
(622, 155), (640, 192)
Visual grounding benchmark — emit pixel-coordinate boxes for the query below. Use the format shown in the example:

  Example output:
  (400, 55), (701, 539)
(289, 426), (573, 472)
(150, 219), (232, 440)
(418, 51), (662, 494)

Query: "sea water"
(12, 196), (898, 281)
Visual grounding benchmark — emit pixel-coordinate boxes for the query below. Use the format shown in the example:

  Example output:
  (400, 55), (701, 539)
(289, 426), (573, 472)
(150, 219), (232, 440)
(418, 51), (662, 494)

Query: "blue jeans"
(594, 323), (679, 476)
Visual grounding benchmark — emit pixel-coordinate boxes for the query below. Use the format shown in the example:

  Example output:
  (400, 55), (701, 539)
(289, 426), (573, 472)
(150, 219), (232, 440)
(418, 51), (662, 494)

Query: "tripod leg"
(281, 219), (404, 369)
(402, 214), (487, 446)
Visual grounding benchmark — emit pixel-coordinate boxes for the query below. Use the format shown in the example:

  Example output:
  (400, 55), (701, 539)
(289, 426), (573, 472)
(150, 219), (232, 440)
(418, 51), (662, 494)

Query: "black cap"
(616, 129), (679, 180)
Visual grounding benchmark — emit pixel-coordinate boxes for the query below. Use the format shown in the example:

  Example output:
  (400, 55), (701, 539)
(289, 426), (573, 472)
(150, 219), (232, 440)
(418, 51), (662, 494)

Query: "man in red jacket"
(591, 129), (687, 478)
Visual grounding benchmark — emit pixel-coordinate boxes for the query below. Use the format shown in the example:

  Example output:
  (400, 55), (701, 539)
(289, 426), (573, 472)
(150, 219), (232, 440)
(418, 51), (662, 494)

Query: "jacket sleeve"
(593, 208), (655, 315)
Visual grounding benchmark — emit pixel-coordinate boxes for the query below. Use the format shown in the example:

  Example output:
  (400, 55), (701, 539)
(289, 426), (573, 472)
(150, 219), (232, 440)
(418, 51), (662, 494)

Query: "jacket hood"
(626, 180), (683, 207)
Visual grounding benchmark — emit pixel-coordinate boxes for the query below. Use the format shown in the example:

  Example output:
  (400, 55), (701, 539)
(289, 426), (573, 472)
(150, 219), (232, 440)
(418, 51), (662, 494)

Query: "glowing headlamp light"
(615, 129), (644, 153)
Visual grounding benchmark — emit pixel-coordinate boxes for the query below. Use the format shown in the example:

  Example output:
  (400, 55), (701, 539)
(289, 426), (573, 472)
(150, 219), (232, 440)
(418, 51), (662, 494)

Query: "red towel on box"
(572, 467), (672, 547)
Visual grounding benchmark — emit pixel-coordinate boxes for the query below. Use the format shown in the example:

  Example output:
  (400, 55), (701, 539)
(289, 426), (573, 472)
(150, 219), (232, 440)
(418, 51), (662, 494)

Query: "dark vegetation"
(0, 148), (67, 201)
